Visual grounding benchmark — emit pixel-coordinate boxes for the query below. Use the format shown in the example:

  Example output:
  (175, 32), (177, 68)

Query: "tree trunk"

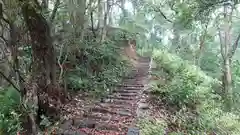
(101, 0), (111, 42)
(171, 23), (180, 53)
(222, 3), (233, 110)
(97, 0), (103, 29)
(22, 4), (56, 86)
(222, 58), (232, 108)
(9, 22), (26, 96)
(21, 2), (61, 134)
(76, 0), (86, 40)
(119, 0), (127, 25)
(196, 31), (207, 66)
(42, 0), (49, 8)
(196, 21), (209, 66)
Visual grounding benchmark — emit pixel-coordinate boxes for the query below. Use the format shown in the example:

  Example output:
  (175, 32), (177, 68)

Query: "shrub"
(150, 50), (240, 133)
(66, 40), (130, 98)
(0, 87), (22, 135)
(137, 119), (167, 135)
(152, 50), (220, 109)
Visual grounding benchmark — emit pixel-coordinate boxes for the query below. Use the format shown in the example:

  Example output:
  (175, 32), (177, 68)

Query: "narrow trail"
(59, 56), (151, 135)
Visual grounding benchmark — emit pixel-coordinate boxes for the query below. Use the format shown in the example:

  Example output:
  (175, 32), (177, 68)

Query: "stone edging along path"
(58, 56), (152, 135)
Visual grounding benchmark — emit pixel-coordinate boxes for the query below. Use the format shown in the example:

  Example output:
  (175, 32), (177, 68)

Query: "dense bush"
(232, 60), (240, 113)
(137, 119), (167, 135)
(0, 87), (22, 135)
(199, 51), (221, 78)
(152, 50), (220, 107)
(66, 40), (130, 97)
(149, 50), (240, 134)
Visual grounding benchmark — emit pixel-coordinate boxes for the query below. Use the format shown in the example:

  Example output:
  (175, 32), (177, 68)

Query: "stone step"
(116, 88), (141, 92)
(96, 122), (127, 131)
(108, 95), (137, 100)
(96, 102), (132, 109)
(122, 87), (142, 90)
(121, 82), (143, 85)
(113, 90), (139, 94)
(90, 107), (132, 117)
(121, 81), (144, 84)
(122, 78), (143, 81)
(119, 92), (138, 97)
(101, 98), (135, 105)
(112, 99), (135, 105)
(136, 67), (150, 69)
(57, 129), (87, 135)
(122, 80), (143, 82)
(71, 118), (127, 132)
(83, 112), (129, 122)
(72, 118), (96, 128)
(116, 84), (144, 88)
(100, 98), (136, 106)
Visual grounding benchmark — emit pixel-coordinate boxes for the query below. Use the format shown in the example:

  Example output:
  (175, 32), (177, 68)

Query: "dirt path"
(58, 57), (151, 135)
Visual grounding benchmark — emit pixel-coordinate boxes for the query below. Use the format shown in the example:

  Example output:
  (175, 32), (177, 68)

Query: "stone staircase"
(59, 57), (151, 135)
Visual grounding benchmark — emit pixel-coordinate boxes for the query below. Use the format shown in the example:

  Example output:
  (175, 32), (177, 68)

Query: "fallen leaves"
(56, 58), (151, 135)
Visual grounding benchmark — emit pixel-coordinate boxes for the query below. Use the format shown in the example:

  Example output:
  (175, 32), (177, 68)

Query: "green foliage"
(232, 60), (240, 113)
(150, 50), (240, 134)
(0, 87), (22, 135)
(199, 50), (221, 78)
(152, 49), (219, 107)
(137, 119), (167, 135)
(66, 39), (130, 98)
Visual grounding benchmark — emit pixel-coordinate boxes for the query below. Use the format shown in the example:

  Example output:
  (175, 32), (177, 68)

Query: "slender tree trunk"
(75, 0), (86, 39)
(9, 22), (25, 96)
(222, 3), (233, 110)
(120, 0), (127, 25)
(196, 22), (209, 66)
(50, 0), (60, 22)
(97, 0), (103, 29)
(171, 23), (180, 53)
(0, 1), (25, 95)
(109, 8), (113, 25)
(101, 0), (111, 42)
(196, 31), (207, 66)
(42, 0), (49, 9)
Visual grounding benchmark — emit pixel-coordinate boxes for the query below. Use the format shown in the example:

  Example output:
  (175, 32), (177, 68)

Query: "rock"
(59, 120), (73, 130)
(97, 123), (121, 131)
(60, 130), (87, 135)
(127, 127), (139, 135)
(72, 118), (96, 128)
(139, 102), (149, 110)
(117, 110), (132, 116)
(136, 108), (149, 118)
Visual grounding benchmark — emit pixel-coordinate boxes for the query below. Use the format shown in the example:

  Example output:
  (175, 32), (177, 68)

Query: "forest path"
(58, 56), (151, 135)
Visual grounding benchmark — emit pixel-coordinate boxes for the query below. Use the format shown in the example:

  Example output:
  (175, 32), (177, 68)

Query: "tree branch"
(152, 7), (172, 23)
(49, 0), (60, 22)
(0, 71), (20, 92)
(229, 33), (240, 59)
(33, 0), (42, 10)
(0, 35), (8, 44)
(217, 25), (225, 58)
(41, 0), (49, 9)
(91, 11), (97, 38)
(0, 2), (10, 25)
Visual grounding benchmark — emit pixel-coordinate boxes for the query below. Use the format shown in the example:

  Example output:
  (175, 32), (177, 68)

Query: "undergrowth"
(137, 119), (167, 135)
(0, 87), (22, 135)
(0, 36), (132, 134)
(143, 50), (240, 135)
(66, 39), (131, 98)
